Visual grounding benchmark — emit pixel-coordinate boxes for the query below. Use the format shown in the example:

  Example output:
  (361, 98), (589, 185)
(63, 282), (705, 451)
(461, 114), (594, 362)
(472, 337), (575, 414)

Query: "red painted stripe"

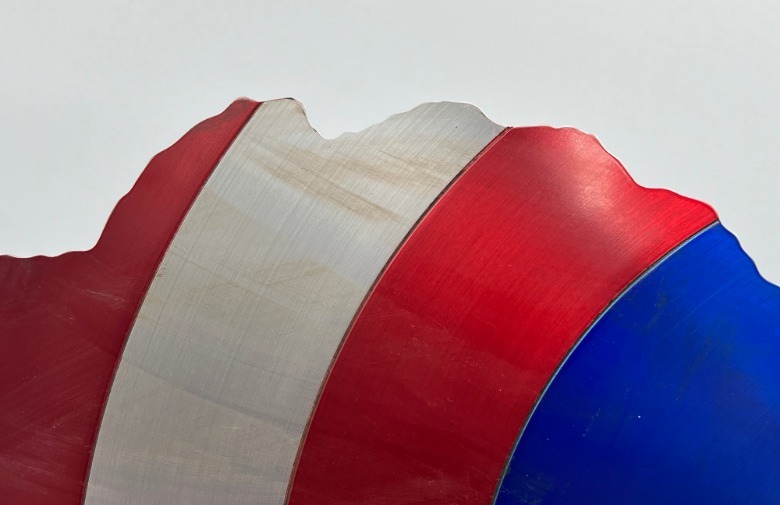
(0, 99), (259, 505)
(288, 127), (718, 505)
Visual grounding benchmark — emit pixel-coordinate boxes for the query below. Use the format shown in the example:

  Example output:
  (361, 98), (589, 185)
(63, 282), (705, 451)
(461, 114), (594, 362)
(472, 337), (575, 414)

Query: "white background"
(2, 0), (779, 283)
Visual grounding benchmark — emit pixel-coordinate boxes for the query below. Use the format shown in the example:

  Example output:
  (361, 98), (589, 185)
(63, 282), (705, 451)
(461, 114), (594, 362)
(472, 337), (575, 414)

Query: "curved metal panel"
(496, 224), (780, 504)
(288, 127), (717, 504)
(0, 99), (259, 505)
(84, 99), (504, 504)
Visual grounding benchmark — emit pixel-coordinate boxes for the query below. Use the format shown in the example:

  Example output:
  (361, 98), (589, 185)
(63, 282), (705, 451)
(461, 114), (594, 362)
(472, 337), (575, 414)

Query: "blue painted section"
(495, 224), (780, 504)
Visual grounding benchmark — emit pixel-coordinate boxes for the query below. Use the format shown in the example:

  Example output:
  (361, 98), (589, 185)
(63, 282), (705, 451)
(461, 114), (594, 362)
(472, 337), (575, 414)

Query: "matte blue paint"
(495, 224), (780, 504)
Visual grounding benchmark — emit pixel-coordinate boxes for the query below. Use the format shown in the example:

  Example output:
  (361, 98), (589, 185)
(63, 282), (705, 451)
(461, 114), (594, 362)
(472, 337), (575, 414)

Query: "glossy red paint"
(0, 99), (259, 504)
(288, 127), (718, 505)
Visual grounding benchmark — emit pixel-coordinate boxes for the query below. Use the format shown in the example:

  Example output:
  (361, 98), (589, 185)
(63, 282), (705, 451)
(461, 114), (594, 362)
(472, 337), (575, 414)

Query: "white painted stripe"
(84, 99), (503, 505)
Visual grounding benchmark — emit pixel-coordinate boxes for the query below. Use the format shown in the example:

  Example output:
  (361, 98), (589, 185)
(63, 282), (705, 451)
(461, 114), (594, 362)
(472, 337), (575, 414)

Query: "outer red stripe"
(0, 99), (259, 505)
(289, 127), (718, 505)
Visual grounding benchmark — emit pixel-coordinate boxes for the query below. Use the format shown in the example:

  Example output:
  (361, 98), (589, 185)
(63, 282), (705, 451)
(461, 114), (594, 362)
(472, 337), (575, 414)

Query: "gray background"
(2, 0), (778, 283)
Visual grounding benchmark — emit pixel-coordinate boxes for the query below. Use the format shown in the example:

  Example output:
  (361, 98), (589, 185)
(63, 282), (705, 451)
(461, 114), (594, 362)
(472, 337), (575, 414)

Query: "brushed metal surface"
(0, 99), (259, 505)
(285, 126), (718, 505)
(84, 99), (503, 504)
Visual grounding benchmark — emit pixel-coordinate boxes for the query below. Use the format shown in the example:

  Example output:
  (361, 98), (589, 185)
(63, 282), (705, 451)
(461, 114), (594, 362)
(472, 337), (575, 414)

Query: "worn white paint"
(84, 99), (503, 504)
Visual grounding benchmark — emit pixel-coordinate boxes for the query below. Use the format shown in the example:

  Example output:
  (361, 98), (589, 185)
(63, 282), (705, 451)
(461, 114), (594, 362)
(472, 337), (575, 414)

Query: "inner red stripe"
(288, 126), (717, 505)
(0, 99), (259, 505)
